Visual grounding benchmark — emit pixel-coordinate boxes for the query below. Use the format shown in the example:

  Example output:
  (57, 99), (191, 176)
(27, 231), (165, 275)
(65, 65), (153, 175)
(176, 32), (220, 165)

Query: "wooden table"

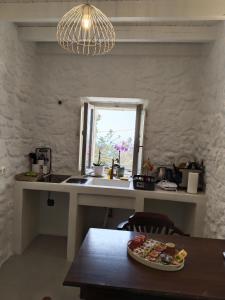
(63, 228), (225, 300)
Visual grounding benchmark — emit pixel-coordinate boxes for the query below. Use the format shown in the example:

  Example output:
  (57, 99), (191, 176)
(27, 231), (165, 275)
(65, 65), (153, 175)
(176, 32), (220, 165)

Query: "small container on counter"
(32, 164), (40, 173)
(187, 172), (199, 194)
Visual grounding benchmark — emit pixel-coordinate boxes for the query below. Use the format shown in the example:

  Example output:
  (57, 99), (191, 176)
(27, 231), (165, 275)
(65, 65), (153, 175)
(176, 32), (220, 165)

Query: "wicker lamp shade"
(57, 3), (115, 55)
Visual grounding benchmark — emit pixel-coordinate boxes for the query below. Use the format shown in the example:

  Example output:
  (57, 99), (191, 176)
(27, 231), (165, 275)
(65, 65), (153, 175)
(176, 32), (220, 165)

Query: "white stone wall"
(2, 22), (224, 264)
(33, 43), (201, 174)
(1, 21), (224, 265)
(0, 22), (36, 266)
(196, 23), (225, 238)
(2, 26), (223, 264)
(0, 30), (203, 267)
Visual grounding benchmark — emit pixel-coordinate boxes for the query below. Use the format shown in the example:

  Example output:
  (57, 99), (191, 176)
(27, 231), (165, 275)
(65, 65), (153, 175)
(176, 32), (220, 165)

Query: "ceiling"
(0, 0), (225, 43)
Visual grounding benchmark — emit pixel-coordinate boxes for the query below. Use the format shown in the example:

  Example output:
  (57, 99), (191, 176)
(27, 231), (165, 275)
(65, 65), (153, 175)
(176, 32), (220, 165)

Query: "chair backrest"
(120, 212), (186, 235)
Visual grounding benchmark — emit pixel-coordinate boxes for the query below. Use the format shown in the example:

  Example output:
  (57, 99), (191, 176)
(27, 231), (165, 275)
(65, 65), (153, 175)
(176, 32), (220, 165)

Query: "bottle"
(108, 168), (113, 180)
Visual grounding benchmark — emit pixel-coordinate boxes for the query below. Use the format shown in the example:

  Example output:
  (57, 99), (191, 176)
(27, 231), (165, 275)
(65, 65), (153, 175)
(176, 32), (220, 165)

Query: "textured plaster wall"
(2, 22), (225, 265)
(0, 22), (36, 266)
(33, 44), (203, 237)
(33, 43), (201, 174)
(197, 23), (225, 238)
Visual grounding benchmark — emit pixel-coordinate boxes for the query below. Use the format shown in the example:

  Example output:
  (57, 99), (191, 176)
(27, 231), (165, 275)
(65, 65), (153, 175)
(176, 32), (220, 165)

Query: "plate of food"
(127, 235), (187, 271)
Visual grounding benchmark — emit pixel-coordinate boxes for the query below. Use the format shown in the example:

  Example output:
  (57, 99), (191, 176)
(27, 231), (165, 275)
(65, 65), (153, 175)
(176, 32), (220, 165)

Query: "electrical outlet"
(0, 166), (6, 176)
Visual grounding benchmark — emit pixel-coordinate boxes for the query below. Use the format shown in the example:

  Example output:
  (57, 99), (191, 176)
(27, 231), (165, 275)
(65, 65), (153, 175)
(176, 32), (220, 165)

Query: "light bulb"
(82, 14), (91, 30)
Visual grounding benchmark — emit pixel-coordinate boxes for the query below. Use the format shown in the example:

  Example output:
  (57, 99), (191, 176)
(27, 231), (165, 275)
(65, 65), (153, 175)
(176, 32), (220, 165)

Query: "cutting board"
(15, 173), (39, 182)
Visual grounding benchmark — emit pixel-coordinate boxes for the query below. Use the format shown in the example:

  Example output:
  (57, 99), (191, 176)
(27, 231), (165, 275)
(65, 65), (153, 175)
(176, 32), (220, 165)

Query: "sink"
(38, 174), (71, 183)
(65, 178), (88, 184)
(87, 178), (130, 188)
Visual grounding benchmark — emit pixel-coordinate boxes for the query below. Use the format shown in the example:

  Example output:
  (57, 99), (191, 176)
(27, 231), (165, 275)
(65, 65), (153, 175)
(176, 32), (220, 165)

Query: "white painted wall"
(33, 43), (202, 174)
(1, 20), (225, 266)
(32, 42), (202, 237)
(196, 23), (225, 239)
(0, 22), (36, 266)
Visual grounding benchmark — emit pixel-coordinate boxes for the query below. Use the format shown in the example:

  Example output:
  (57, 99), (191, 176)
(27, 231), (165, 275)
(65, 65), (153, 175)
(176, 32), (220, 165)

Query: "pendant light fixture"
(57, 3), (115, 55)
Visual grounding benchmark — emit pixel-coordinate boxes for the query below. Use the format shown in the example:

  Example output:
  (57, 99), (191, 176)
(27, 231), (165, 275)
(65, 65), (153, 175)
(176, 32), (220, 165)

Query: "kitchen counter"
(15, 176), (206, 202)
(14, 176), (207, 261)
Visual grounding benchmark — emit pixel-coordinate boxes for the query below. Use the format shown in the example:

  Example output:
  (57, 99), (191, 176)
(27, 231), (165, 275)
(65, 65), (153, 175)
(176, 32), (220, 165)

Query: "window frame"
(79, 99), (145, 176)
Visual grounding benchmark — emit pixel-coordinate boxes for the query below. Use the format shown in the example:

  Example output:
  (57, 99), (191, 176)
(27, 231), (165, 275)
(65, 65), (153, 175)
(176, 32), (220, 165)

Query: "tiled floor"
(0, 235), (80, 300)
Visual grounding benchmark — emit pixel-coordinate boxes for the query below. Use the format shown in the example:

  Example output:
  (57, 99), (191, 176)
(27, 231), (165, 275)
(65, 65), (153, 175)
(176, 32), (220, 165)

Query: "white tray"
(127, 245), (184, 272)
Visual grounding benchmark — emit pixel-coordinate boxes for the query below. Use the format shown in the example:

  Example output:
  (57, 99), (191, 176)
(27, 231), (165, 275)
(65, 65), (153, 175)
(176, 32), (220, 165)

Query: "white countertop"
(15, 176), (207, 204)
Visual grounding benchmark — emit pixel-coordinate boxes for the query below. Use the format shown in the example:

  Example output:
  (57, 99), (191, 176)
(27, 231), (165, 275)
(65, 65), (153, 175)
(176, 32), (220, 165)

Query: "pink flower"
(114, 142), (129, 152)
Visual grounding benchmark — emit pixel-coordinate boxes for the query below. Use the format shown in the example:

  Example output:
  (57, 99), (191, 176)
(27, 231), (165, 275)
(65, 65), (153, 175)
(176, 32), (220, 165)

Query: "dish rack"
(133, 175), (155, 190)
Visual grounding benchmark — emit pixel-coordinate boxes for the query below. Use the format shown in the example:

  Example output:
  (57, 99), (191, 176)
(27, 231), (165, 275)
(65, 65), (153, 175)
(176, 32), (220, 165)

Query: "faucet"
(110, 158), (120, 179)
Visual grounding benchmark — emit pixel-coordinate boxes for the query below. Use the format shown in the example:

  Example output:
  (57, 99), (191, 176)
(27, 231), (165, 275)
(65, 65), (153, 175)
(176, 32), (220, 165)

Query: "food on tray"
(148, 249), (160, 258)
(175, 249), (188, 263)
(127, 235), (187, 271)
(160, 253), (173, 264)
(128, 235), (147, 250)
(154, 243), (167, 252)
(164, 242), (176, 256)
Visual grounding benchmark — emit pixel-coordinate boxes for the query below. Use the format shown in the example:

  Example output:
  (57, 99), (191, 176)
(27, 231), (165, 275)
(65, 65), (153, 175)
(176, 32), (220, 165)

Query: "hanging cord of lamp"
(56, 2), (116, 55)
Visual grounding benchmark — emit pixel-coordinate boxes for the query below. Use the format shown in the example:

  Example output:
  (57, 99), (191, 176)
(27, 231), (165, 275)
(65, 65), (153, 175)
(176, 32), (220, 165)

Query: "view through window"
(93, 107), (136, 171)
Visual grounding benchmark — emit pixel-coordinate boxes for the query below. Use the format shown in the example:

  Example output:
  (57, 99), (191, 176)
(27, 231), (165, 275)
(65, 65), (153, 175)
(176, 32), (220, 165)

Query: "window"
(94, 107), (136, 171)
(79, 98), (145, 176)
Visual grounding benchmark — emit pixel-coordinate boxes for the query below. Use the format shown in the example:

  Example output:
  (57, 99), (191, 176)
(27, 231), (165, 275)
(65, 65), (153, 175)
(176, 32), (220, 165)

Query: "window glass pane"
(94, 108), (136, 171)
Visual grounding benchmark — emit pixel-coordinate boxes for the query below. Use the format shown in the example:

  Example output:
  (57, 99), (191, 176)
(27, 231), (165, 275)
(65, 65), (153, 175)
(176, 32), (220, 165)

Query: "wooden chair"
(117, 212), (188, 236)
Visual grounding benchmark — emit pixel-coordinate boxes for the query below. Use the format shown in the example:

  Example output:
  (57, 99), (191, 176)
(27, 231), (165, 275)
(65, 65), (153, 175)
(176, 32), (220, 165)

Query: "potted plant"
(93, 150), (105, 176)
(114, 141), (130, 177)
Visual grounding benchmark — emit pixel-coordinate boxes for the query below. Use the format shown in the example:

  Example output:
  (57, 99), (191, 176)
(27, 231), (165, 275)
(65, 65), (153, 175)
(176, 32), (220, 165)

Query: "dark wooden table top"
(63, 228), (225, 300)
